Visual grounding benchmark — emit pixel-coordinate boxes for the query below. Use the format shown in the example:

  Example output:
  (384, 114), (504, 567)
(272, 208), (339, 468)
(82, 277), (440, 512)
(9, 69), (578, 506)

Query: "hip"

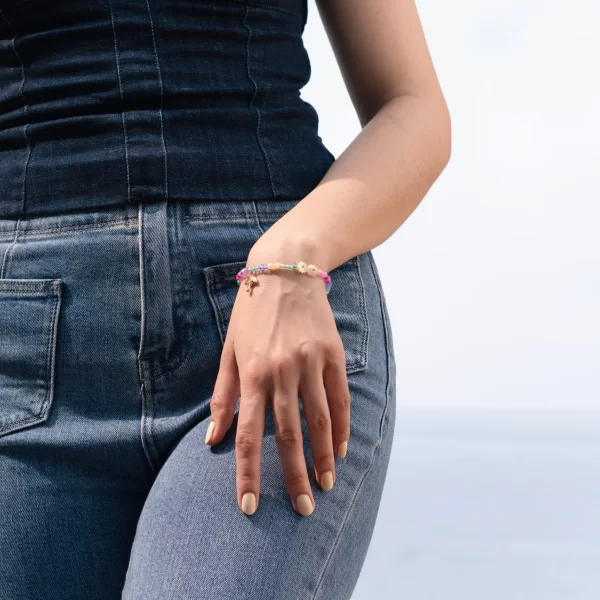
(0, 197), (395, 462)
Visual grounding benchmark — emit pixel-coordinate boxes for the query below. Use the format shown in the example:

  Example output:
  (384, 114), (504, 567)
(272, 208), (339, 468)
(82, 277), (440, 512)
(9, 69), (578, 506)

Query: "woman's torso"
(0, 0), (335, 218)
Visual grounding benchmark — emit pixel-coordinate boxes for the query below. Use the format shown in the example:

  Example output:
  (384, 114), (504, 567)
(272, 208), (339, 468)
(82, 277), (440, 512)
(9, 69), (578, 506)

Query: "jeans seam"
(1, 14), (30, 215)
(251, 200), (267, 235)
(107, 0), (132, 203)
(136, 205), (193, 380)
(243, 3), (277, 199)
(136, 203), (159, 475)
(0, 219), (19, 278)
(368, 251), (393, 440)
(310, 433), (389, 600)
(41, 283), (61, 424)
(311, 252), (392, 600)
(144, 0), (169, 201)
(0, 219), (137, 241)
(139, 380), (159, 475)
(185, 214), (277, 224)
(0, 290), (61, 296)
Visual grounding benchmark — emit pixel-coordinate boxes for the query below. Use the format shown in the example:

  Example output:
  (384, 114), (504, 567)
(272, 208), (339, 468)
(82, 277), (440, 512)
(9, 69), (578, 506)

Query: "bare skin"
(205, 0), (452, 516)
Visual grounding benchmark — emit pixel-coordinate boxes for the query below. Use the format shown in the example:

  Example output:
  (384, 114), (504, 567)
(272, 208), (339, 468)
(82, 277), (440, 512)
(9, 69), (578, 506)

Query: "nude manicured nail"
(204, 421), (215, 445)
(320, 471), (334, 492)
(241, 493), (257, 515)
(336, 441), (348, 458)
(296, 494), (314, 516)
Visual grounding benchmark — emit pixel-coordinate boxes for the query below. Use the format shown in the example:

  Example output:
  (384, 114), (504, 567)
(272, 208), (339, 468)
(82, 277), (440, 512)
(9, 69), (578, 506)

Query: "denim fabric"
(0, 198), (396, 600)
(0, 0), (335, 218)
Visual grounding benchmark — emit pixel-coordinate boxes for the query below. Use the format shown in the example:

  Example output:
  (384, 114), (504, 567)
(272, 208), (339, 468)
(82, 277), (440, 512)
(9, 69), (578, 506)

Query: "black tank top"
(0, 0), (335, 217)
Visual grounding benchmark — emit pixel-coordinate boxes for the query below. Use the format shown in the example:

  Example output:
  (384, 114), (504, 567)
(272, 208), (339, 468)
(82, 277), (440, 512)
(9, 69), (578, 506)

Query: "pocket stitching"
(0, 281), (62, 437)
(345, 255), (369, 374)
(0, 219), (137, 243)
(205, 266), (236, 348)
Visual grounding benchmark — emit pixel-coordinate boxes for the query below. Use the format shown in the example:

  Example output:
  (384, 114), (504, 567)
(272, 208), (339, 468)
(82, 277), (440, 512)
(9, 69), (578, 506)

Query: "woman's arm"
(247, 0), (451, 271)
(206, 0), (451, 517)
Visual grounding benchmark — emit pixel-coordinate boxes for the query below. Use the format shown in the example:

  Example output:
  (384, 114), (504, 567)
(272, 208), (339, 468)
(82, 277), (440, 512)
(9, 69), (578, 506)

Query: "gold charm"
(244, 274), (259, 295)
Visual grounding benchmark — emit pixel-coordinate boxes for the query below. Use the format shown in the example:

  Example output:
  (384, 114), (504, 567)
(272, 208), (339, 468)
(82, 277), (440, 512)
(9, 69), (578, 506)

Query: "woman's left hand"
(204, 244), (351, 517)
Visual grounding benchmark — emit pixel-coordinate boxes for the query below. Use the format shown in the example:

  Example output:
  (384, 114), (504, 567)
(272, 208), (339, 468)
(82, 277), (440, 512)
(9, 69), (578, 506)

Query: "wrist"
(247, 229), (332, 273)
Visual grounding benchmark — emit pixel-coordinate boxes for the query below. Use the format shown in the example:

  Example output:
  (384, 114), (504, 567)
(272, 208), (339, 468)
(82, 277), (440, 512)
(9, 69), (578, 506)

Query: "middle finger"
(273, 379), (315, 517)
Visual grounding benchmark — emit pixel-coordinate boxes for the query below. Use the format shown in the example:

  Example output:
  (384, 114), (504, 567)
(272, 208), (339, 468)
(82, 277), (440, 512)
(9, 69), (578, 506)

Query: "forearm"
(248, 93), (451, 272)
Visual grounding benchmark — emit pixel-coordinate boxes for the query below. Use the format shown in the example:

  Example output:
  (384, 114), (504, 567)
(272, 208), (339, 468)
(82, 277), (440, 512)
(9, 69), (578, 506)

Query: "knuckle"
(338, 390), (351, 412)
(298, 340), (320, 366)
(210, 389), (227, 410)
(335, 347), (347, 367)
(268, 354), (295, 379)
(236, 431), (259, 457)
(237, 472), (255, 486)
(276, 425), (301, 447)
(312, 411), (331, 434)
(314, 451), (333, 467)
(285, 472), (307, 489)
(327, 334), (346, 367)
(324, 336), (343, 358)
(243, 361), (267, 388)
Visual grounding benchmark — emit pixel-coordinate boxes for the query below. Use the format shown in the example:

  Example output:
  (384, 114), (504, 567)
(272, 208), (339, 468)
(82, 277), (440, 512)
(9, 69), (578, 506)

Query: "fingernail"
(320, 471), (334, 492)
(205, 421), (215, 445)
(336, 441), (348, 458)
(296, 494), (314, 517)
(241, 493), (257, 515)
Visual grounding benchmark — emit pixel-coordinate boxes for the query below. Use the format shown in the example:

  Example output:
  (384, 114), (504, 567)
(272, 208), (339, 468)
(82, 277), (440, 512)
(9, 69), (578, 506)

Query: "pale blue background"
(354, 411), (600, 599)
(301, 1), (600, 598)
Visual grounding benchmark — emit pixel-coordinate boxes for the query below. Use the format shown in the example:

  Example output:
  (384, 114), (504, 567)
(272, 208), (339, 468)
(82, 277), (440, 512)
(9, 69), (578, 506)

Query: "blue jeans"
(0, 198), (396, 600)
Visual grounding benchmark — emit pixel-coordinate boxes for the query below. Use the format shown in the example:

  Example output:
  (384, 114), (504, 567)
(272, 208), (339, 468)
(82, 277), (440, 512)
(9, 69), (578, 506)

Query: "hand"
(204, 251), (351, 517)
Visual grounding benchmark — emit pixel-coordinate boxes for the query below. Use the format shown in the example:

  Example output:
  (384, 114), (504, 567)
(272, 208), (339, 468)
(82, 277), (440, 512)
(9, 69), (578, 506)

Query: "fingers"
(206, 335), (240, 446)
(208, 329), (350, 518)
(235, 368), (267, 516)
(323, 342), (351, 459)
(299, 364), (335, 493)
(273, 365), (315, 516)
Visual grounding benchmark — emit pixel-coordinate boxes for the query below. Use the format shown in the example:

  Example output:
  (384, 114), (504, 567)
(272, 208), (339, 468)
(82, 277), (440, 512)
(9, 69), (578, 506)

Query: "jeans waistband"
(0, 198), (303, 241)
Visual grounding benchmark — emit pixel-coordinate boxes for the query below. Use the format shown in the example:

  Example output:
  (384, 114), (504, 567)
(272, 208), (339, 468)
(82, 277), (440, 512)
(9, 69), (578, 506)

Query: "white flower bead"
(296, 261), (307, 273)
(306, 264), (318, 276)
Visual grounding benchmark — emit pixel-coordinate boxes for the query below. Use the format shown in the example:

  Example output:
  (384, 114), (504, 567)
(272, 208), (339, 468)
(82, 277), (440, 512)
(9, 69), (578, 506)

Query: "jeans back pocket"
(0, 278), (63, 438)
(203, 256), (369, 374)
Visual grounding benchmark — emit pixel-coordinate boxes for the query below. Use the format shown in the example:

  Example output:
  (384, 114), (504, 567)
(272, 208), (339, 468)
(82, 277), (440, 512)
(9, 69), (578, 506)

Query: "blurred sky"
(301, 0), (600, 412)
(352, 410), (600, 599)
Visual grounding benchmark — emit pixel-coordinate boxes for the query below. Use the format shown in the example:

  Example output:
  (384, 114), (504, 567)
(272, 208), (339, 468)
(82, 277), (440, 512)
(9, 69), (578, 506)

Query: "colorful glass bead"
(235, 260), (332, 295)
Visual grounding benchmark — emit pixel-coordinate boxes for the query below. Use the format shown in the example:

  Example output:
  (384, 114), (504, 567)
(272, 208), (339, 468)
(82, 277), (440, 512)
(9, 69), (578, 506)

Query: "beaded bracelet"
(236, 261), (332, 295)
